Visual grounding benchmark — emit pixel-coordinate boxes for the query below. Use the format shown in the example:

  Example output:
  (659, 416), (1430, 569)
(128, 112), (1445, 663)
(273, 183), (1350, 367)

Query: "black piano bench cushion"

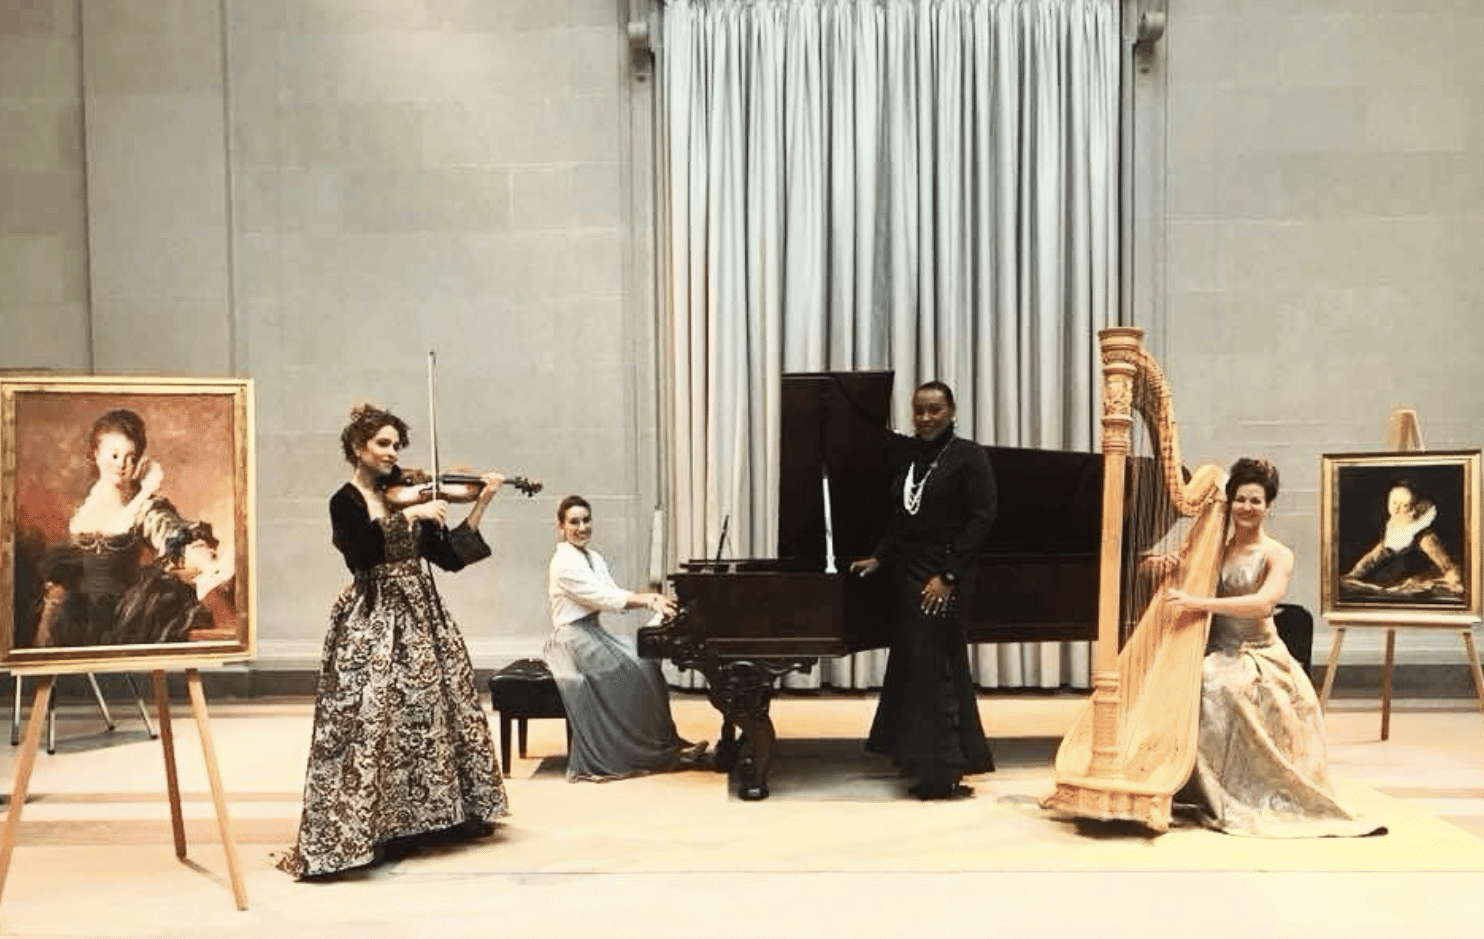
(487, 658), (568, 770)
(489, 658), (566, 714)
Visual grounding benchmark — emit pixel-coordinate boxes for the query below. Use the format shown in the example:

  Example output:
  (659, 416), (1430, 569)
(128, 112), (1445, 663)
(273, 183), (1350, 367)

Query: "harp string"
(1045, 327), (1229, 830)
(1117, 408), (1195, 734)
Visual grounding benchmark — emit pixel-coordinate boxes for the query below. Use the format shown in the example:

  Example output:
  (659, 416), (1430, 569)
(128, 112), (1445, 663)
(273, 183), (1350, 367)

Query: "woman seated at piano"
(545, 495), (707, 781)
(1162, 457), (1383, 837)
(849, 380), (996, 801)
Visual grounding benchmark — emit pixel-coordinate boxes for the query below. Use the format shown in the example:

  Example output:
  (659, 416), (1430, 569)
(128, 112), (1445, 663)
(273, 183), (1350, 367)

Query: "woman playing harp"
(1044, 328), (1381, 837)
(1162, 458), (1382, 837)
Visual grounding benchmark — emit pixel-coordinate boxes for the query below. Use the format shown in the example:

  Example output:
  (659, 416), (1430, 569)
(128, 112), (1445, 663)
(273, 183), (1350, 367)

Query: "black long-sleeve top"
(329, 483), (490, 575)
(872, 431), (997, 580)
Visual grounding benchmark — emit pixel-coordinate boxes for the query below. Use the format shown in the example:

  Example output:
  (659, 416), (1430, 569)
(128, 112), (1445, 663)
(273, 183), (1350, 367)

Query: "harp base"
(1040, 780), (1174, 833)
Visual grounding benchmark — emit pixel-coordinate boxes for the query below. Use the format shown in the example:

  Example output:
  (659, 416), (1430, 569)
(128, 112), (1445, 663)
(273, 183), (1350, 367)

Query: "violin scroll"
(498, 475), (543, 497)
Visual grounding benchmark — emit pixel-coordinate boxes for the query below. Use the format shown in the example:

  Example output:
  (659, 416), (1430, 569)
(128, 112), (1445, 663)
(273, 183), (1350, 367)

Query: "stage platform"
(2, 694), (1483, 939)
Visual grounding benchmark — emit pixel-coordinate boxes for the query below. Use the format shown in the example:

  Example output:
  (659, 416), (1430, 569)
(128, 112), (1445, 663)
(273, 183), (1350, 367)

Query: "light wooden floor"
(2, 691), (1484, 938)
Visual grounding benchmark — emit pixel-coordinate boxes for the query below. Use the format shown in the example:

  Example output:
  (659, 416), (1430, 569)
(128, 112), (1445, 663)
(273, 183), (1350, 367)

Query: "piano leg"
(711, 719), (739, 774)
(701, 658), (813, 802)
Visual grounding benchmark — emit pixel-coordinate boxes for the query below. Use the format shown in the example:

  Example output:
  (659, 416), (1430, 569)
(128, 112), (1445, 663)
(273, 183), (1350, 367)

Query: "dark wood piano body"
(639, 371), (1154, 799)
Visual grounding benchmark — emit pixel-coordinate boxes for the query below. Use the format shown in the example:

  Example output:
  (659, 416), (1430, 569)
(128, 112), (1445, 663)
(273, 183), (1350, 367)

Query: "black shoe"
(910, 781), (974, 801)
(457, 819), (496, 839)
(675, 739), (711, 770)
(382, 836), (421, 861)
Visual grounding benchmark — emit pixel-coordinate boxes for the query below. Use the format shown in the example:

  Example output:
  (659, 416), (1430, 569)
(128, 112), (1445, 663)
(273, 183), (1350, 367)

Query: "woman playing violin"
(277, 403), (510, 879)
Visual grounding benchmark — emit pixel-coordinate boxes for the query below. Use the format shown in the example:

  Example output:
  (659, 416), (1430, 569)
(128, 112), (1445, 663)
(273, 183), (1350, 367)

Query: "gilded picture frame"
(0, 376), (256, 673)
(1320, 450), (1482, 625)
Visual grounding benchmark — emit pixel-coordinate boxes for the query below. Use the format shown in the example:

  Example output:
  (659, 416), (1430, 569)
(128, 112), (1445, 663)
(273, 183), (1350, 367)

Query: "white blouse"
(547, 541), (635, 627)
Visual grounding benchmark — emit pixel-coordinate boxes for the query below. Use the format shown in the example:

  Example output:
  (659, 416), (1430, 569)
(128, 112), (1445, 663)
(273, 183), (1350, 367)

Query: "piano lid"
(777, 371), (894, 564)
(980, 445), (1102, 556)
(773, 371), (1175, 565)
(981, 446), (1182, 558)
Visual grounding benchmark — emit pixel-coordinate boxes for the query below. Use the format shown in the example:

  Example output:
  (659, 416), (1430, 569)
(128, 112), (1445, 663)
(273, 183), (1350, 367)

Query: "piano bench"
(487, 658), (569, 770)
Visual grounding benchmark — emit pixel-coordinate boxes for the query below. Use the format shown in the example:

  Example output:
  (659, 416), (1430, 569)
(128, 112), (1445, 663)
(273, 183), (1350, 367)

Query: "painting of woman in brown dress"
(30, 408), (231, 648)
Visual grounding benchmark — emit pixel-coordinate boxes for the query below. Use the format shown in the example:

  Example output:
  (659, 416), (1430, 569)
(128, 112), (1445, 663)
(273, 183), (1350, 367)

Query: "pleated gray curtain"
(657, 0), (1119, 689)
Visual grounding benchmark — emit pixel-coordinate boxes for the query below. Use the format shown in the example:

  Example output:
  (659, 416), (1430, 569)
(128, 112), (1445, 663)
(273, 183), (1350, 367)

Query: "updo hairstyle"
(1226, 456), (1279, 504)
(339, 403), (410, 465)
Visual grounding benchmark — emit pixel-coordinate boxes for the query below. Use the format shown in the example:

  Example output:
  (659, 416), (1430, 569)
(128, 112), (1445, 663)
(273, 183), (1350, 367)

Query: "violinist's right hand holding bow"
(404, 498), (448, 526)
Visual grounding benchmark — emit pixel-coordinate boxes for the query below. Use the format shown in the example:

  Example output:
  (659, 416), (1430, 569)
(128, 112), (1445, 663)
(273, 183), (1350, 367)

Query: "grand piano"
(638, 371), (1155, 800)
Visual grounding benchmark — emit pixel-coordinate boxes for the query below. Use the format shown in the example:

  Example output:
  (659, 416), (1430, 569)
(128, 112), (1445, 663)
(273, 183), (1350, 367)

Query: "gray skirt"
(543, 613), (686, 781)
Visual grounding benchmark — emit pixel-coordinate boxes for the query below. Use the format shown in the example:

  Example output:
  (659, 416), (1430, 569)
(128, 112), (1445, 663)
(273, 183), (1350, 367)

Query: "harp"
(1043, 327), (1228, 831)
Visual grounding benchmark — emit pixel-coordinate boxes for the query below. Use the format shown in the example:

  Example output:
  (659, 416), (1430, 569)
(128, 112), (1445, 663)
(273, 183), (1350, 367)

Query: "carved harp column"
(1088, 329), (1138, 776)
(1043, 326), (1227, 831)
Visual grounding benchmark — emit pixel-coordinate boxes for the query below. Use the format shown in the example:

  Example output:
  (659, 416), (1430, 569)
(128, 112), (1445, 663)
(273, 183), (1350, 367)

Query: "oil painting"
(1, 376), (255, 672)
(1320, 450), (1481, 625)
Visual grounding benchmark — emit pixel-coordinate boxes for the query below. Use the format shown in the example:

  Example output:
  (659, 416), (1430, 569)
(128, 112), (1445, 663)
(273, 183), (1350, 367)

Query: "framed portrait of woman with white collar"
(1321, 450), (1481, 624)
(0, 374), (255, 673)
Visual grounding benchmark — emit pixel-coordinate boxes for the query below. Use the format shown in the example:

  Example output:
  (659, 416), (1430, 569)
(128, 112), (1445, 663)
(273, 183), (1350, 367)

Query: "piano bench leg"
(518, 718), (529, 758)
(499, 713), (513, 771)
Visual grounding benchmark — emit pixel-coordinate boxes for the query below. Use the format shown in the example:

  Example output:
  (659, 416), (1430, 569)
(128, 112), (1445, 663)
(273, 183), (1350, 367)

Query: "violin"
(383, 349), (546, 511)
(376, 466), (543, 508)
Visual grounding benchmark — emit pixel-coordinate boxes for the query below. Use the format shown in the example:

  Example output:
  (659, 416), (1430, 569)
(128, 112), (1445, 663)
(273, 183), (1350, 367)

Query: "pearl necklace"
(902, 453), (942, 515)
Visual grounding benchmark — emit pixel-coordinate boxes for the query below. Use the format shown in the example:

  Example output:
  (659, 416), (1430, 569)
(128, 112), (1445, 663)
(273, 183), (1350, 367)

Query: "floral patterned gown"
(276, 484), (509, 878)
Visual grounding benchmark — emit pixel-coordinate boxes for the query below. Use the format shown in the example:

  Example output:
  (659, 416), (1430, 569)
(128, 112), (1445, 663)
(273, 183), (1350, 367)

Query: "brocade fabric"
(276, 485), (509, 878)
(1184, 548), (1384, 837)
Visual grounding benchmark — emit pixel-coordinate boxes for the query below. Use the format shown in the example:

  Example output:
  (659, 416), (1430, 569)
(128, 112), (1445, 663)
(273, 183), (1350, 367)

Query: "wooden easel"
(0, 666), (247, 912)
(1318, 408), (1484, 739)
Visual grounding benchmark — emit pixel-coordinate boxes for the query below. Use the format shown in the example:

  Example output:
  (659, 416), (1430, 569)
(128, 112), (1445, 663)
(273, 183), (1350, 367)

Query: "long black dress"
(277, 484), (509, 878)
(866, 430), (997, 790)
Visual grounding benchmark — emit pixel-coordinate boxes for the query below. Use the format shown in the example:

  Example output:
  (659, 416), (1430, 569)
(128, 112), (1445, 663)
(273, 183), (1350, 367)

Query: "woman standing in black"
(851, 381), (996, 800)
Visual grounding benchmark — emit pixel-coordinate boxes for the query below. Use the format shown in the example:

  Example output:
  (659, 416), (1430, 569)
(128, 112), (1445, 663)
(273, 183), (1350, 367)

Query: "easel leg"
(87, 674), (115, 731)
(0, 675), (54, 910)
(185, 670), (247, 911)
(125, 673), (158, 739)
(1381, 629), (1397, 741)
(1319, 626), (1346, 712)
(45, 688), (55, 756)
(153, 671), (187, 860)
(9, 674), (20, 747)
(1461, 629), (1484, 727)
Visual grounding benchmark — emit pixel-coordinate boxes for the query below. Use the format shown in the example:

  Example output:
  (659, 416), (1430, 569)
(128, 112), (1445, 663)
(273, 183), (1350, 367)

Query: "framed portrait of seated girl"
(0, 375), (255, 673)
(1320, 450), (1482, 625)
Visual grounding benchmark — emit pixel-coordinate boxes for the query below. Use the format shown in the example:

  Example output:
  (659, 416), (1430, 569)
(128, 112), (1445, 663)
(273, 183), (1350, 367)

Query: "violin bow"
(427, 349), (441, 501)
